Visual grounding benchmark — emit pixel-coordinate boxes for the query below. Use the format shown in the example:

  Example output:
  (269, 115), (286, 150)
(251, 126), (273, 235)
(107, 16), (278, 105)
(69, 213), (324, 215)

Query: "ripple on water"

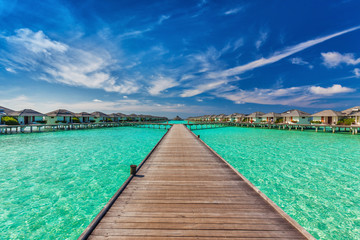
(193, 127), (360, 240)
(0, 127), (166, 239)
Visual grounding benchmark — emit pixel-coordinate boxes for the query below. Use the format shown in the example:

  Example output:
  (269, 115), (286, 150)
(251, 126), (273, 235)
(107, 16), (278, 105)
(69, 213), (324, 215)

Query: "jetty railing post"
(130, 165), (137, 175)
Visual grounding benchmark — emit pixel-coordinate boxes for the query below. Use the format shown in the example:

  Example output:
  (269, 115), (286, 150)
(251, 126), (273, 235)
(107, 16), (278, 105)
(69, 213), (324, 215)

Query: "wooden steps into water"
(79, 124), (314, 240)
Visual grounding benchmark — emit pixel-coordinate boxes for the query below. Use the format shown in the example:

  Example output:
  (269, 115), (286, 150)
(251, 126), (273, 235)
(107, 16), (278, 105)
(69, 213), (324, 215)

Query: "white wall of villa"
(354, 116), (360, 124)
(93, 117), (107, 123)
(248, 117), (262, 123)
(17, 116), (44, 125)
(283, 116), (311, 124)
(312, 116), (342, 124)
(46, 116), (72, 124)
(78, 117), (94, 123)
(261, 116), (280, 123)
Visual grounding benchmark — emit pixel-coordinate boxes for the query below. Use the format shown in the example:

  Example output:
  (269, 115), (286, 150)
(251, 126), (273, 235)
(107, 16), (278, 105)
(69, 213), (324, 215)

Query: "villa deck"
(79, 124), (314, 239)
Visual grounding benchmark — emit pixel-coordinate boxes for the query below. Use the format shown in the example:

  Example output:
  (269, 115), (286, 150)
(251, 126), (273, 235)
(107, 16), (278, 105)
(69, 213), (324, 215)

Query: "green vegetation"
(337, 118), (355, 125)
(36, 120), (47, 124)
(311, 120), (322, 124)
(55, 120), (67, 123)
(1, 116), (19, 125)
(275, 118), (283, 123)
(72, 117), (80, 123)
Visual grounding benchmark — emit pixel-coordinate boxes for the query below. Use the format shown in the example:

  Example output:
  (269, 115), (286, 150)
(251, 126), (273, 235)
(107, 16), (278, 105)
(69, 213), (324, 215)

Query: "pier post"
(130, 165), (137, 175)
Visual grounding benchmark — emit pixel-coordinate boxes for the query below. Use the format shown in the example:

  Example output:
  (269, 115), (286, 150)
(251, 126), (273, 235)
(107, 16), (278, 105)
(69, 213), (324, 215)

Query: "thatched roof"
(9, 109), (44, 117)
(91, 111), (109, 117)
(108, 113), (120, 118)
(116, 113), (127, 117)
(282, 109), (311, 117)
(246, 112), (265, 117)
(350, 111), (360, 116)
(311, 110), (345, 117)
(261, 112), (282, 118)
(341, 106), (360, 115)
(46, 109), (75, 117)
(75, 112), (92, 117)
(0, 106), (15, 115)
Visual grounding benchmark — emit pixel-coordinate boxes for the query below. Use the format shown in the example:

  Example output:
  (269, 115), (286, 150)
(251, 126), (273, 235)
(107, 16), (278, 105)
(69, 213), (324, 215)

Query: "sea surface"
(0, 127), (166, 239)
(193, 126), (360, 240)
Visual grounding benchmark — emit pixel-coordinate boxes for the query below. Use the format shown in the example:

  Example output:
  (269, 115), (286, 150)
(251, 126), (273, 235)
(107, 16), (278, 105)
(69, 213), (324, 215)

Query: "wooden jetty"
(79, 124), (314, 239)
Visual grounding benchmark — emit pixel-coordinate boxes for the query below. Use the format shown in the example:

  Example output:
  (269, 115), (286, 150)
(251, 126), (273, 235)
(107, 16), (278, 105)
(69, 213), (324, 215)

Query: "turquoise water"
(0, 127), (166, 239)
(168, 120), (189, 124)
(193, 127), (360, 240)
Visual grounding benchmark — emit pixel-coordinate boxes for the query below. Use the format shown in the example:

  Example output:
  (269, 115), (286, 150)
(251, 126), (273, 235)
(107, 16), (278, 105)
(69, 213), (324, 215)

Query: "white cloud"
(207, 25), (360, 80)
(5, 67), (16, 73)
(123, 95), (128, 99)
(255, 29), (268, 50)
(148, 76), (179, 96)
(215, 83), (356, 107)
(158, 15), (170, 24)
(1, 28), (139, 94)
(290, 57), (313, 69)
(233, 38), (244, 51)
(6, 28), (68, 54)
(224, 7), (243, 15)
(321, 52), (360, 68)
(309, 84), (355, 95)
(180, 80), (227, 97)
(92, 99), (103, 102)
(0, 95), (215, 116)
(354, 68), (360, 77)
(217, 86), (311, 105)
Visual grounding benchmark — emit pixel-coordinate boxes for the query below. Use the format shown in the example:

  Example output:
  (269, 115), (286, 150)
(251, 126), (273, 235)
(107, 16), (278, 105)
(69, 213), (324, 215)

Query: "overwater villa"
(9, 109), (45, 125)
(91, 111), (110, 123)
(311, 110), (346, 125)
(342, 106), (360, 125)
(127, 114), (138, 121)
(46, 109), (75, 124)
(261, 112), (282, 123)
(215, 114), (226, 122)
(0, 106), (15, 115)
(245, 112), (265, 123)
(350, 111), (360, 125)
(75, 112), (93, 123)
(116, 113), (128, 121)
(282, 109), (312, 124)
(233, 113), (246, 122)
(108, 113), (121, 122)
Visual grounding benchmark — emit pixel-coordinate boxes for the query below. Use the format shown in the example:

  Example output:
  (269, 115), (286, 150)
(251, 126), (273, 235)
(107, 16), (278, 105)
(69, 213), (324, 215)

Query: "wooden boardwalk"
(80, 124), (314, 240)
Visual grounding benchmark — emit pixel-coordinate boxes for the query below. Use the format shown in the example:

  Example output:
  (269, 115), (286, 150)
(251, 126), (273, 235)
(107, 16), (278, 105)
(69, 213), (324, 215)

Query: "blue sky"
(0, 0), (359, 117)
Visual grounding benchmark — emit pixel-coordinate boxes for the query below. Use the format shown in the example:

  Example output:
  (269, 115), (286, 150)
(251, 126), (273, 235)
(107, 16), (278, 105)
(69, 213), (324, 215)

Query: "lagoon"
(193, 127), (360, 239)
(0, 127), (166, 239)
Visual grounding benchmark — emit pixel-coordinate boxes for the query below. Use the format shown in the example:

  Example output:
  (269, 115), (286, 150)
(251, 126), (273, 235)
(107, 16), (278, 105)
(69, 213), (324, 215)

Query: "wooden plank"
(79, 124), (314, 239)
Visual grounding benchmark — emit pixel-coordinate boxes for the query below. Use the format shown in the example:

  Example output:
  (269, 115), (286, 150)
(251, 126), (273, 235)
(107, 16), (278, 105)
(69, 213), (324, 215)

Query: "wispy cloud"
(208, 26), (360, 79)
(224, 7), (243, 15)
(354, 68), (360, 77)
(309, 84), (355, 95)
(0, 94), (216, 116)
(148, 76), (179, 96)
(215, 84), (355, 107)
(321, 51), (360, 68)
(1, 28), (140, 94)
(290, 57), (313, 69)
(255, 29), (269, 50)
(5, 67), (16, 73)
(158, 15), (171, 24)
(180, 26), (360, 98)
